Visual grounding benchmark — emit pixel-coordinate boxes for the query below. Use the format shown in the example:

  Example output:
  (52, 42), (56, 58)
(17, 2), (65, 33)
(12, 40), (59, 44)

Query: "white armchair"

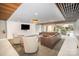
(23, 36), (38, 53)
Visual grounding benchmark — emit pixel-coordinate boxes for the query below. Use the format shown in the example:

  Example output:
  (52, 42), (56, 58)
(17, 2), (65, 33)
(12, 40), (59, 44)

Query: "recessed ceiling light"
(34, 12), (38, 16)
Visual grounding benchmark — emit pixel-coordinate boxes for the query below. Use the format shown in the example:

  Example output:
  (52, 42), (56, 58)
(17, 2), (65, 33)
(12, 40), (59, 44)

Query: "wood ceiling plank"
(0, 9), (13, 14)
(0, 14), (11, 20)
(0, 4), (18, 11)
(3, 3), (21, 9)
(0, 3), (21, 20)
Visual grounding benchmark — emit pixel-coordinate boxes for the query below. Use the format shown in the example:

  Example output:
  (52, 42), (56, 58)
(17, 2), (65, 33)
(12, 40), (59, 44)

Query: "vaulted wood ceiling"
(56, 3), (79, 22)
(0, 3), (21, 20)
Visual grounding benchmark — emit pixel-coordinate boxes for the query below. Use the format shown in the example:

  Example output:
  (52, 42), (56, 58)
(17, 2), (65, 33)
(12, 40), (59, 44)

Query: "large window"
(41, 23), (74, 35)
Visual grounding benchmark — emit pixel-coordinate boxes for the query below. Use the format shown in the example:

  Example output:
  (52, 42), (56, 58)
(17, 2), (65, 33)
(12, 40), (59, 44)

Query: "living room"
(0, 3), (79, 56)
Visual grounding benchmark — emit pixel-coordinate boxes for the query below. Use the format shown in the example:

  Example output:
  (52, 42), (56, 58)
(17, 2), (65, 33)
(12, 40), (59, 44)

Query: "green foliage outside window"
(54, 25), (73, 35)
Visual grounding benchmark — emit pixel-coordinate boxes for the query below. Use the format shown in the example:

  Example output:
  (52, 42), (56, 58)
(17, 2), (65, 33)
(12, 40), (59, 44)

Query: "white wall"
(0, 20), (7, 39)
(7, 21), (38, 39)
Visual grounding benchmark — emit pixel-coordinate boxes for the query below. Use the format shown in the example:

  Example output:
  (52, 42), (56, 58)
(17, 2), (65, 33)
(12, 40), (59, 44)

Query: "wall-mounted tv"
(21, 24), (30, 30)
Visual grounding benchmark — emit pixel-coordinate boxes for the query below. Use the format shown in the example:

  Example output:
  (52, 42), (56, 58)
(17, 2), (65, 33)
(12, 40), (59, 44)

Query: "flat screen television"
(21, 24), (30, 30)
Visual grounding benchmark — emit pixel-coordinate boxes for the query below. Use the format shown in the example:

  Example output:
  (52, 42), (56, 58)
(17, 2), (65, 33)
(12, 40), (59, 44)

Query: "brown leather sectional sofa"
(39, 32), (61, 49)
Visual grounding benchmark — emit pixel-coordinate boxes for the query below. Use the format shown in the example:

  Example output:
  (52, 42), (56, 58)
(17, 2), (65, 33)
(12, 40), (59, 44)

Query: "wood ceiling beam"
(56, 3), (79, 21)
(59, 3), (64, 12)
